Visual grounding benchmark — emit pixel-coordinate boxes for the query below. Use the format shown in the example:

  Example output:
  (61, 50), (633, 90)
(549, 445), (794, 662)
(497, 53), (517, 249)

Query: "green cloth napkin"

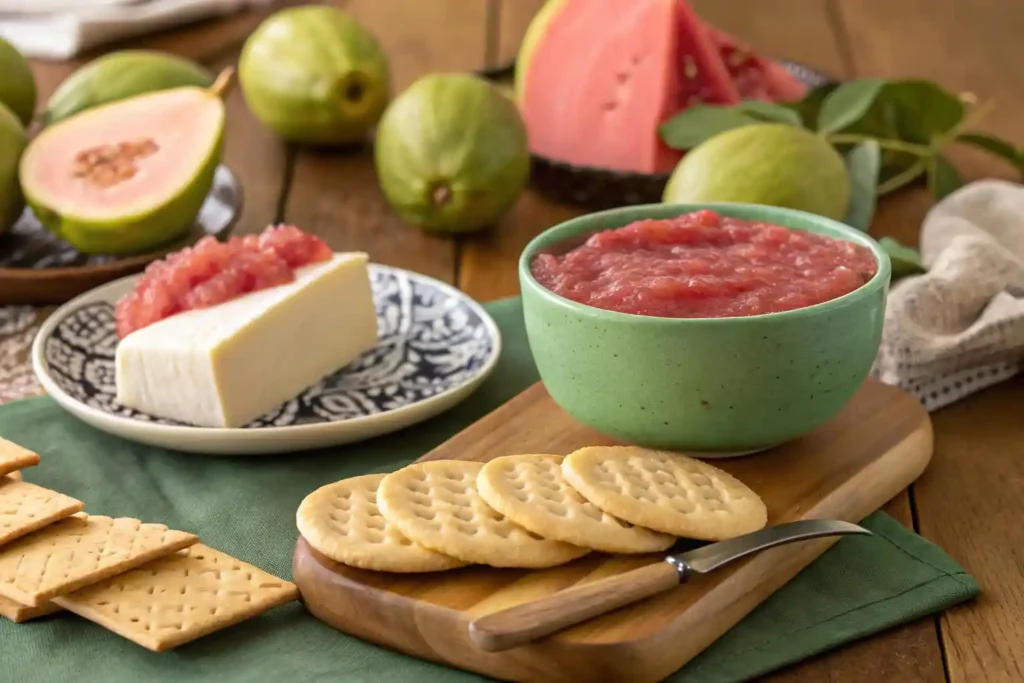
(0, 297), (978, 683)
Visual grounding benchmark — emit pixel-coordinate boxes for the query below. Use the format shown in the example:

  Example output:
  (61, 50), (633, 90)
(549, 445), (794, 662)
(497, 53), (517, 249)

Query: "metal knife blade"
(668, 519), (871, 577)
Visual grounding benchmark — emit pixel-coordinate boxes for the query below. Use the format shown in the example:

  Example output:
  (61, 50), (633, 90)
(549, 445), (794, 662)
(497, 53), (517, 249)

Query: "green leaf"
(927, 155), (963, 199)
(834, 80), (964, 192)
(842, 141), (881, 232)
(786, 83), (836, 131)
(879, 236), (926, 279)
(737, 100), (803, 126)
(956, 132), (1024, 176)
(659, 106), (762, 150)
(817, 78), (887, 133)
(881, 80), (964, 144)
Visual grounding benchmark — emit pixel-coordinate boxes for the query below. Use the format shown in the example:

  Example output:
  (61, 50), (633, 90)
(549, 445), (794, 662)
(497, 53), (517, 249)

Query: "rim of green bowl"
(518, 202), (892, 325)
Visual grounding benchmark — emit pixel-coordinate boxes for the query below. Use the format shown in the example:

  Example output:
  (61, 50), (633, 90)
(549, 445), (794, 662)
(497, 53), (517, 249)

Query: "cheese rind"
(115, 252), (378, 428)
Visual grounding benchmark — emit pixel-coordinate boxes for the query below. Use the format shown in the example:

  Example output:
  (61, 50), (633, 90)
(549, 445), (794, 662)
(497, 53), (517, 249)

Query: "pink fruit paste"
(530, 210), (878, 319)
(114, 224), (333, 338)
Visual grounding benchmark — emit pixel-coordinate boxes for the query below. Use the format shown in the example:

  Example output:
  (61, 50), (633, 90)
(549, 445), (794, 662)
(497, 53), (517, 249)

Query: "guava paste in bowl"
(518, 202), (890, 453)
(530, 209), (878, 318)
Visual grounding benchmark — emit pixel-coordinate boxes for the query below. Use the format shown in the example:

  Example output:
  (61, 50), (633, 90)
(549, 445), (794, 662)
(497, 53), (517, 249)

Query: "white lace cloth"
(872, 180), (1024, 411)
(0, 306), (43, 405)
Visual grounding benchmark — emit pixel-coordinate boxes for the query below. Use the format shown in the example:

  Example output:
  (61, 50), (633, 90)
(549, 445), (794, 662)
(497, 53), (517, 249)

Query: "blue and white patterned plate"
(30, 264), (501, 455)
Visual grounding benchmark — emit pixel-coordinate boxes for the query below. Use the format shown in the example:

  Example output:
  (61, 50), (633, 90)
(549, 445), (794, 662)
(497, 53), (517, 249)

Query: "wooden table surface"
(6, 1), (1023, 681)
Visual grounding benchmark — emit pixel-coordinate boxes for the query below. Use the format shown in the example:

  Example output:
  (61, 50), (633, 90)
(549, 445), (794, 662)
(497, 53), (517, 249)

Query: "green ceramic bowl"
(519, 203), (891, 455)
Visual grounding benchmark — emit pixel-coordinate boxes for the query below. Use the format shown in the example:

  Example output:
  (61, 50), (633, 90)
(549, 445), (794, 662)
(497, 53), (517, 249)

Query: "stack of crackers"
(297, 445), (768, 573)
(0, 438), (298, 651)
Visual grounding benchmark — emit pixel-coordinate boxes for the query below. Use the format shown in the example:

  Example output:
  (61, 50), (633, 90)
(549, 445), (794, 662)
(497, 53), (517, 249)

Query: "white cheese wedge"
(115, 252), (378, 428)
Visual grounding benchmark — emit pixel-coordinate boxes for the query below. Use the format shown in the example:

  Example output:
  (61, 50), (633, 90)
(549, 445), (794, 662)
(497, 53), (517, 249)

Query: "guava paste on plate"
(530, 210), (878, 318)
(114, 225), (333, 338)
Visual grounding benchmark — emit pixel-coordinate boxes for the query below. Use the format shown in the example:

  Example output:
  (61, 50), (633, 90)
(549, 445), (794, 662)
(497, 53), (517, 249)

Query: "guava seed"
(72, 138), (159, 187)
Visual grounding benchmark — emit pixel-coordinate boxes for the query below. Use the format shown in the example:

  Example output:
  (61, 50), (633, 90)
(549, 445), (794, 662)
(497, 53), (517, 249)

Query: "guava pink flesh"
(523, 0), (682, 174)
(704, 25), (809, 102)
(21, 88), (222, 220)
(521, 0), (807, 174)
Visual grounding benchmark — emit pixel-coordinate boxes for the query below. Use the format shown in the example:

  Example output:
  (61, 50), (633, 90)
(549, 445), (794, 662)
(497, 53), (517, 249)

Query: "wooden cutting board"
(292, 379), (933, 683)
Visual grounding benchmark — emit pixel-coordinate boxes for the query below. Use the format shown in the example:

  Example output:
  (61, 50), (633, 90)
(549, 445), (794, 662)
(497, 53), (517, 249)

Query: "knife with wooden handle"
(468, 519), (871, 652)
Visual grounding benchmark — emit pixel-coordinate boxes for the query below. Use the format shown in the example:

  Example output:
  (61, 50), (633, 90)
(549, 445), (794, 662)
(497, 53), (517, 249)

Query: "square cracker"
(0, 593), (61, 623)
(0, 439), (40, 478)
(55, 544), (300, 652)
(0, 514), (198, 606)
(0, 477), (84, 547)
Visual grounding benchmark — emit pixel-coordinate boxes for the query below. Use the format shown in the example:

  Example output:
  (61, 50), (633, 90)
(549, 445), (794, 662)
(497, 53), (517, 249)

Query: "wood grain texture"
(691, 0), (848, 77)
(458, 0), (580, 301)
(837, 2), (1024, 681)
(294, 379), (933, 683)
(912, 375), (1024, 683)
(208, 52), (288, 235)
(496, 0), (546, 67)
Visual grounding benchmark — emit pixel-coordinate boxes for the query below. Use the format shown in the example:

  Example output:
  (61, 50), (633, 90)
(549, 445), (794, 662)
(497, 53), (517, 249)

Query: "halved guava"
(517, 0), (810, 174)
(19, 83), (226, 255)
(517, 0), (740, 174)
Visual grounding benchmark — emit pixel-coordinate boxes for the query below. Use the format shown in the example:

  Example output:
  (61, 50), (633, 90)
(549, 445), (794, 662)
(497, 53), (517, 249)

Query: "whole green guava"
(374, 74), (530, 235)
(239, 6), (390, 145)
(0, 103), (27, 235)
(664, 124), (851, 221)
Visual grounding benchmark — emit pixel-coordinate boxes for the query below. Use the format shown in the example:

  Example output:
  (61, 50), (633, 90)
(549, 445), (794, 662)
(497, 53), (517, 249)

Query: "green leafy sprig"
(659, 78), (1024, 201)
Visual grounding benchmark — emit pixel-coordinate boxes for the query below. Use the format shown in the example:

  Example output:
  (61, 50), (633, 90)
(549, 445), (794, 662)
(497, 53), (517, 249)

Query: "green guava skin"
(21, 91), (224, 256)
(514, 0), (568, 104)
(663, 123), (851, 221)
(374, 73), (530, 235)
(239, 6), (391, 145)
(0, 37), (37, 127)
(0, 103), (27, 235)
(43, 51), (212, 125)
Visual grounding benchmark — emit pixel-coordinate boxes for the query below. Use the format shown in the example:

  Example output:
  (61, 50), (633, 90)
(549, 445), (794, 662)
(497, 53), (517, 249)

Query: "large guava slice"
(19, 73), (230, 255)
(517, 0), (740, 174)
(239, 5), (390, 145)
(663, 123), (851, 220)
(43, 50), (212, 126)
(374, 73), (529, 235)
(703, 25), (808, 102)
(0, 37), (37, 127)
(0, 103), (27, 235)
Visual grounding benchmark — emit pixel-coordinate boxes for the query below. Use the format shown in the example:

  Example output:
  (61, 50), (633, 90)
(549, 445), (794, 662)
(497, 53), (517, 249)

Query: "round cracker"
(562, 446), (767, 541)
(296, 474), (466, 573)
(477, 453), (675, 554)
(377, 460), (589, 569)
